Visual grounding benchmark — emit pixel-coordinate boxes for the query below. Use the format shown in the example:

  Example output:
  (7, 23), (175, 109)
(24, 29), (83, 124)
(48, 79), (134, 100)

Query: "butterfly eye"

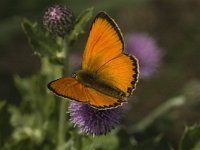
(119, 92), (125, 97)
(72, 72), (77, 78)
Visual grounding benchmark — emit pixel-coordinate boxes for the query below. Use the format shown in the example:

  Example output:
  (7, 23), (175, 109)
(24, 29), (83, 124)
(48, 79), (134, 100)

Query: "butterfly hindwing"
(48, 77), (123, 109)
(97, 54), (139, 97)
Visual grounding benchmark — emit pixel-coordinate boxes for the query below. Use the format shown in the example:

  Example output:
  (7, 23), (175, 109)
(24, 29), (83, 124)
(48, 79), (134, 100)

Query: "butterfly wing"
(97, 54), (139, 97)
(48, 77), (123, 109)
(48, 77), (88, 102)
(82, 12), (124, 72)
(82, 12), (139, 97)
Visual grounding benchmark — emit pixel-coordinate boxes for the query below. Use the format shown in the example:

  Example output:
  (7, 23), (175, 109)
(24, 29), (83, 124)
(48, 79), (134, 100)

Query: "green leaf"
(68, 7), (94, 44)
(14, 73), (57, 118)
(179, 124), (200, 150)
(0, 101), (6, 110)
(58, 139), (76, 150)
(81, 130), (119, 150)
(8, 105), (44, 144)
(21, 19), (64, 64)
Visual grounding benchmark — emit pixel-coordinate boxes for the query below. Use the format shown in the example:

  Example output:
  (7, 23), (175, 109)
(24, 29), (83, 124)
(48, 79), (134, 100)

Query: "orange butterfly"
(48, 12), (139, 109)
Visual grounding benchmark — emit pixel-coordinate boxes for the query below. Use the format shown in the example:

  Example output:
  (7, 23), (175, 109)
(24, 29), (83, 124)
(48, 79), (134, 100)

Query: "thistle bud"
(43, 4), (75, 37)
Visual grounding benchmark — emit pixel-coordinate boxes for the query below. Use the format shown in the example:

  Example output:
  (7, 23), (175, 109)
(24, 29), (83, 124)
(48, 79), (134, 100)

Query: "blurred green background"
(1, 0), (200, 149)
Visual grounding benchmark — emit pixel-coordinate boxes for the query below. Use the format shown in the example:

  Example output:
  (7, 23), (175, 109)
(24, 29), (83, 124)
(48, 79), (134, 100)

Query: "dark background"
(1, 0), (200, 148)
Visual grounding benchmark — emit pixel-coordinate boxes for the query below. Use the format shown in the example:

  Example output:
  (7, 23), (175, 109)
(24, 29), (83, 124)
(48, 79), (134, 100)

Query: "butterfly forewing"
(48, 77), (88, 102)
(48, 77), (123, 109)
(82, 12), (124, 72)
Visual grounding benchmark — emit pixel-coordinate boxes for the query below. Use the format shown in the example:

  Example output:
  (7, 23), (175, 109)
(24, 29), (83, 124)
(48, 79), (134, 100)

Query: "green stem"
(76, 135), (82, 150)
(57, 38), (70, 150)
(130, 96), (186, 133)
(57, 101), (67, 149)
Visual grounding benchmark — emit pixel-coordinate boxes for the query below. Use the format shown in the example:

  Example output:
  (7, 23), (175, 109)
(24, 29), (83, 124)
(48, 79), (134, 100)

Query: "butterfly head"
(72, 72), (77, 78)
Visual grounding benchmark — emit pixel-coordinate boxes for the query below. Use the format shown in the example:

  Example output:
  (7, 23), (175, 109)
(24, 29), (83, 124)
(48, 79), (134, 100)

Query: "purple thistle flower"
(68, 102), (123, 135)
(126, 33), (162, 79)
(43, 4), (74, 37)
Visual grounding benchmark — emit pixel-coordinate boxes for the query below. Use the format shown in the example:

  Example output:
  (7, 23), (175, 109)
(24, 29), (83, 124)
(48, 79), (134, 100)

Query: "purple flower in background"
(70, 52), (82, 70)
(43, 4), (74, 36)
(126, 33), (162, 79)
(69, 102), (123, 135)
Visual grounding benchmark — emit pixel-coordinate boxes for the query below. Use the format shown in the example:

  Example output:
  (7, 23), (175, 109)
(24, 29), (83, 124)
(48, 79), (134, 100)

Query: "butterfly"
(48, 12), (139, 109)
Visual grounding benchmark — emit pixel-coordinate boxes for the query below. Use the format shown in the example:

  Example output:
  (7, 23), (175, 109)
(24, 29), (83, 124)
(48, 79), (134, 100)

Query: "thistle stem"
(130, 96), (186, 133)
(58, 100), (67, 149)
(57, 37), (70, 150)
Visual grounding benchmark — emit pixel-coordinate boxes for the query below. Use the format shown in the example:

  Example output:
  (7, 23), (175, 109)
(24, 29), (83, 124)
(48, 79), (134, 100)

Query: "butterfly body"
(75, 70), (126, 99)
(48, 12), (139, 109)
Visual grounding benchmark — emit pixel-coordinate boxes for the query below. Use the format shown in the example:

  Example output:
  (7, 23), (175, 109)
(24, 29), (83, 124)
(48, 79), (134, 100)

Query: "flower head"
(69, 102), (123, 135)
(43, 4), (74, 37)
(126, 33), (162, 79)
